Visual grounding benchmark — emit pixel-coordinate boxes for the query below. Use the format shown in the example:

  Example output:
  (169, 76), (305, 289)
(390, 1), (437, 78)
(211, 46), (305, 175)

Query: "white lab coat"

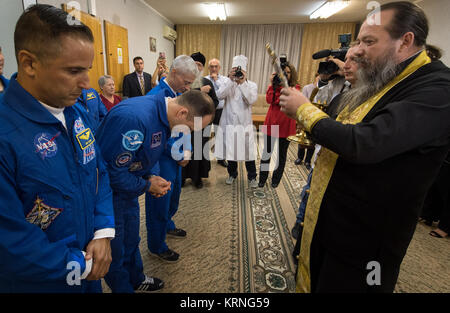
(214, 77), (258, 161)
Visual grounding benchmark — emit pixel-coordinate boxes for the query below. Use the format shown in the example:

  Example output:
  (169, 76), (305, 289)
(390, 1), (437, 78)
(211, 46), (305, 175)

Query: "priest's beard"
(337, 46), (402, 118)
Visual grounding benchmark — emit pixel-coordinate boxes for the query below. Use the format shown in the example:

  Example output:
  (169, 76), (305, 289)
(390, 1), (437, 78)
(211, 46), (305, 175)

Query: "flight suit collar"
(4, 73), (64, 125)
(155, 90), (170, 130)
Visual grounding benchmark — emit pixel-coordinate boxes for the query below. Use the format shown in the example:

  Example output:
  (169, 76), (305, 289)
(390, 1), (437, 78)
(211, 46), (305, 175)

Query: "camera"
(235, 66), (244, 79)
(272, 54), (288, 87)
(313, 33), (352, 75)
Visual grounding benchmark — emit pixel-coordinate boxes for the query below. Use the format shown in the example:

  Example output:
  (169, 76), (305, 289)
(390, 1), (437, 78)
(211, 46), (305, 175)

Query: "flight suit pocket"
(25, 190), (77, 245)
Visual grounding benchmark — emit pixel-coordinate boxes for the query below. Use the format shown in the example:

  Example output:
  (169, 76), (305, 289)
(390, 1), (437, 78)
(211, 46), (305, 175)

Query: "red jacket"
(263, 84), (300, 138)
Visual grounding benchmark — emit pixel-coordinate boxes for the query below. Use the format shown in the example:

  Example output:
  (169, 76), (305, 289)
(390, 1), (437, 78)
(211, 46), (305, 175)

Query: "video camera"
(313, 33), (352, 75)
(272, 54), (288, 87)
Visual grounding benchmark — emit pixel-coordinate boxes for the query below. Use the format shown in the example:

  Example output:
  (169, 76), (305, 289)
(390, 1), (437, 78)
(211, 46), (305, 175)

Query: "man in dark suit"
(122, 57), (152, 98)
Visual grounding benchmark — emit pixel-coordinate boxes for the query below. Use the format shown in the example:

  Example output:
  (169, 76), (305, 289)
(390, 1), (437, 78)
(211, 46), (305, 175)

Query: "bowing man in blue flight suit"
(75, 88), (108, 133)
(0, 5), (115, 293)
(145, 55), (199, 262)
(146, 121), (192, 263)
(96, 87), (215, 292)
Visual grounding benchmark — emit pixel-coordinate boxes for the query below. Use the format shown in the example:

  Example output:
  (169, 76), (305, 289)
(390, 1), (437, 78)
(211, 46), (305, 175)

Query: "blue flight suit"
(146, 132), (191, 254)
(96, 90), (170, 293)
(145, 78), (184, 254)
(0, 74), (115, 293)
(76, 88), (108, 133)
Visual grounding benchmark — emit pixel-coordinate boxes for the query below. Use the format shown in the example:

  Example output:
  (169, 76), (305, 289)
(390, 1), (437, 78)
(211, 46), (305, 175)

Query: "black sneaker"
(167, 228), (187, 239)
(154, 248), (180, 263)
(135, 275), (164, 293)
(294, 159), (303, 165)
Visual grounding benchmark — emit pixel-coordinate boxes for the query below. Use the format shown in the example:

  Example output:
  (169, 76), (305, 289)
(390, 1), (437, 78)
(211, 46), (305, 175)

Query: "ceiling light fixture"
(203, 3), (227, 21)
(310, 0), (350, 19)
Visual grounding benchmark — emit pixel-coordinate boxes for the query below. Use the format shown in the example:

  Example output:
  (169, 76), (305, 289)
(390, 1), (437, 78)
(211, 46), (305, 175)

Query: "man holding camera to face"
(214, 55), (258, 187)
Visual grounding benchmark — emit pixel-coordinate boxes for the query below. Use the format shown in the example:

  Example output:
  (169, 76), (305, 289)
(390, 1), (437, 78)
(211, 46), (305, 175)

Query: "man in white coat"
(214, 55), (259, 187)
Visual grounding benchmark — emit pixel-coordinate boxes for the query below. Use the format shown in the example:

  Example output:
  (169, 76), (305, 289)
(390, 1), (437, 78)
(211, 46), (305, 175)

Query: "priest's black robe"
(182, 77), (218, 185)
(307, 58), (450, 292)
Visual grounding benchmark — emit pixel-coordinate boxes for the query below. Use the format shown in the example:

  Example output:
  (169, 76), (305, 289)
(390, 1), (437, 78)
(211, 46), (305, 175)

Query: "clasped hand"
(148, 175), (171, 198)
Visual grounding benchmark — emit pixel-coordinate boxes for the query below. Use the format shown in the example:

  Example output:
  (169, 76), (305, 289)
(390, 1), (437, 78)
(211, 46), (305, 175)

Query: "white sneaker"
(248, 179), (258, 188)
(226, 176), (236, 185)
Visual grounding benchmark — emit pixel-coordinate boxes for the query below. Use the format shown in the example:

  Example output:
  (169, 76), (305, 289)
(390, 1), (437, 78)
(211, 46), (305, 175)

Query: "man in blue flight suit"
(76, 88), (108, 133)
(145, 55), (198, 262)
(0, 5), (114, 293)
(96, 86), (214, 292)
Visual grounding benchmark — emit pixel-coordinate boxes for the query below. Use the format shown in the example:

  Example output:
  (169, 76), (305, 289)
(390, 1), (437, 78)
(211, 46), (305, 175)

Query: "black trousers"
(259, 135), (290, 185)
(212, 108), (223, 127)
(227, 160), (257, 180)
(422, 158), (450, 233)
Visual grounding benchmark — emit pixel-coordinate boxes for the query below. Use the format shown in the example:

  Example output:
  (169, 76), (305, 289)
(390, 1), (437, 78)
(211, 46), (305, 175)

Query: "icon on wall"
(150, 37), (156, 53)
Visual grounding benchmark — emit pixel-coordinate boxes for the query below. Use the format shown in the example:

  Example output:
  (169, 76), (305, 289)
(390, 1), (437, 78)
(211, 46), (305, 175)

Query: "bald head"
(208, 58), (221, 76)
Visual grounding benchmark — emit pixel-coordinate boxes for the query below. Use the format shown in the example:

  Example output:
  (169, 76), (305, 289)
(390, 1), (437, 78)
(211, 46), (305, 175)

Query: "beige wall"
(36, 0), (175, 75)
(0, 0), (24, 78)
(418, 0), (450, 66)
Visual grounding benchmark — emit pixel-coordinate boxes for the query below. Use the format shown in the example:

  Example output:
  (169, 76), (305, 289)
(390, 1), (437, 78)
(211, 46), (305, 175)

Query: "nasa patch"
(34, 132), (60, 159)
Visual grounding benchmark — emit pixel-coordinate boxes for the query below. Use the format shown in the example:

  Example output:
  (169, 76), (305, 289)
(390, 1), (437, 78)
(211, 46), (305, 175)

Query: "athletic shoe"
(167, 228), (187, 238)
(134, 275), (164, 293)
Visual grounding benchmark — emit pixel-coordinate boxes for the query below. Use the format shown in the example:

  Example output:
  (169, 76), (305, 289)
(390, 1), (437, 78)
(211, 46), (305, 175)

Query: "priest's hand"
(201, 85), (212, 93)
(279, 87), (310, 120)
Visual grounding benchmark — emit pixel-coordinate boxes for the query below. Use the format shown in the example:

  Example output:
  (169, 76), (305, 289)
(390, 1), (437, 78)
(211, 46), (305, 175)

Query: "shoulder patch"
(151, 131), (162, 148)
(26, 197), (62, 231)
(116, 152), (132, 167)
(86, 92), (96, 101)
(122, 130), (144, 151)
(76, 128), (95, 150)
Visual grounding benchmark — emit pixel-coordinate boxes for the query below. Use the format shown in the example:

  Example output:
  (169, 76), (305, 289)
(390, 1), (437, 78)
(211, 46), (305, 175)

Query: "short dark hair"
(379, 1), (428, 47)
(177, 90), (215, 120)
(14, 4), (93, 63)
(133, 57), (144, 64)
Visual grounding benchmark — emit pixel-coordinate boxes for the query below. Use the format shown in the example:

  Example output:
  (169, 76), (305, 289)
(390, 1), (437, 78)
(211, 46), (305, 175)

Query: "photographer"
(258, 61), (300, 188)
(214, 55), (258, 187)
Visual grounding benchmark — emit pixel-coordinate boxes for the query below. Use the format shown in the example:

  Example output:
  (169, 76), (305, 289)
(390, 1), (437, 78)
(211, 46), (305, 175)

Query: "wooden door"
(104, 21), (130, 94)
(63, 4), (105, 92)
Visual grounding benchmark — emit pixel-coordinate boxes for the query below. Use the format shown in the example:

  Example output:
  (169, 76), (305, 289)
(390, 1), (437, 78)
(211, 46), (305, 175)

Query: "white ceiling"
(142, 0), (417, 25)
